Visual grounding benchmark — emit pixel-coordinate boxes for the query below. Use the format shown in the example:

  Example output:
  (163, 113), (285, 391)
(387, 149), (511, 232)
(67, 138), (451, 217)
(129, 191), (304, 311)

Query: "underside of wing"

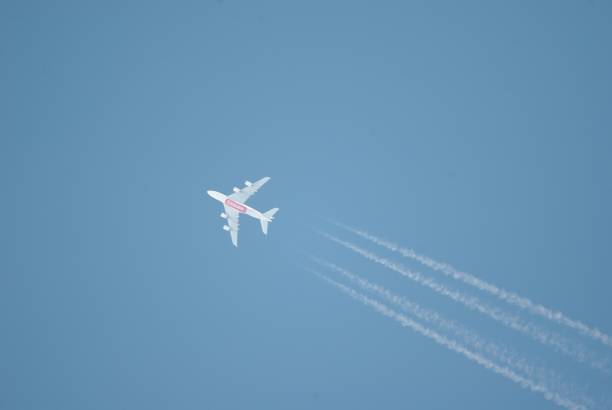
(230, 228), (238, 247)
(224, 205), (240, 247)
(228, 176), (270, 204)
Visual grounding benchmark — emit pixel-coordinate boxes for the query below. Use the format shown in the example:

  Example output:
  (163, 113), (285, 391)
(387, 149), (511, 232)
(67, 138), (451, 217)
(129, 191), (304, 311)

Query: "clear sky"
(3, 1), (612, 409)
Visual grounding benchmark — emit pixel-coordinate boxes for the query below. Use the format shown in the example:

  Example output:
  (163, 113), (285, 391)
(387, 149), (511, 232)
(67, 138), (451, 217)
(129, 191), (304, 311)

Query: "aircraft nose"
(207, 190), (222, 201)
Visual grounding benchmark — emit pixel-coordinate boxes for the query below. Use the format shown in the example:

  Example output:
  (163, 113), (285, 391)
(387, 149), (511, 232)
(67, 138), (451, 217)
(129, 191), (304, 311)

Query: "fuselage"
(207, 190), (265, 220)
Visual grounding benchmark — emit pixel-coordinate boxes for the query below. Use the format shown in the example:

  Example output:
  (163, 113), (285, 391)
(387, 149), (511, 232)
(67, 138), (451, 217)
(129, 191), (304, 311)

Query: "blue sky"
(3, 1), (612, 409)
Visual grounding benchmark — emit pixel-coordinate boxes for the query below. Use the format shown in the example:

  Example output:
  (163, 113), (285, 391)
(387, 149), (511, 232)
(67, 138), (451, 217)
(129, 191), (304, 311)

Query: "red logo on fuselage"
(225, 198), (247, 213)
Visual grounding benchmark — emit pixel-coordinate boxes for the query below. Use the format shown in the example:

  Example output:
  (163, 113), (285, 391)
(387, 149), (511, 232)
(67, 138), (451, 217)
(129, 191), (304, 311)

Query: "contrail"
(317, 231), (609, 372)
(310, 256), (600, 406)
(333, 221), (612, 349)
(306, 268), (587, 410)
(310, 257), (565, 383)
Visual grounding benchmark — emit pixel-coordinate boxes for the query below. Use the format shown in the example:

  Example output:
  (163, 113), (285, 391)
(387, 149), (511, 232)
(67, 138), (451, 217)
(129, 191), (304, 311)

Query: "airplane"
(206, 177), (279, 247)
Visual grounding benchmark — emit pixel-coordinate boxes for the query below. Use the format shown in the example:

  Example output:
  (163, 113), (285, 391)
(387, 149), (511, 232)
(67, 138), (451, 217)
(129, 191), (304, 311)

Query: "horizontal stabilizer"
(260, 208), (279, 235)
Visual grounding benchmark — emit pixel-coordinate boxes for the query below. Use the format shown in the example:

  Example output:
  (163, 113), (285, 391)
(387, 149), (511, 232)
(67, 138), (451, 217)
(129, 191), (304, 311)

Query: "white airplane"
(206, 177), (279, 247)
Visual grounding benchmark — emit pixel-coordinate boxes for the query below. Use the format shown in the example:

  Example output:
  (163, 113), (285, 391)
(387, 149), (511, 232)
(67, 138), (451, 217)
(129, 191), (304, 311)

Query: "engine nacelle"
(233, 187), (240, 193)
(220, 212), (227, 219)
(245, 180), (253, 186)
(223, 225), (230, 231)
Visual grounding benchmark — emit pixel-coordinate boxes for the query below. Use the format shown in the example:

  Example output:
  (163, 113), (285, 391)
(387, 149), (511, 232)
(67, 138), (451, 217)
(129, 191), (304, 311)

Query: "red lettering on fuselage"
(225, 198), (247, 213)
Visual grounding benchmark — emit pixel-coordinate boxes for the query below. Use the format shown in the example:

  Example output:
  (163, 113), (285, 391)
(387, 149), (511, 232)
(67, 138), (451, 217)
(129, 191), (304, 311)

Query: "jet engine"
(233, 187), (240, 193)
(245, 180), (252, 186)
(220, 212), (227, 219)
(223, 225), (230, 231)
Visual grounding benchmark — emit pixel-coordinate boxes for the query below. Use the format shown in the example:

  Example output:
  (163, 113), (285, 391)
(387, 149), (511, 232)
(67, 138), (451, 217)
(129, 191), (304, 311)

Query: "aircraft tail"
(260, 208), (279, 235)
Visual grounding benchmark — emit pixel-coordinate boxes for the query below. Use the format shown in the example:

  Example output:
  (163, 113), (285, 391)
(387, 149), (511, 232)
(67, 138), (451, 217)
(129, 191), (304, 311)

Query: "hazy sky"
(3, 1), (612, 409)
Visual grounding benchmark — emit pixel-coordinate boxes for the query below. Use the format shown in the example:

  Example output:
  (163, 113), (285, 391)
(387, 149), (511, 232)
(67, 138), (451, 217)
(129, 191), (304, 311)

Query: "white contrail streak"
(310, 257), (562, 382)
(311, 256), (515, 359)
(306, 268), (587, 410)
(311, 257), (598, 406)
(333, 222), (612, 349)
(317, 231), (609, 372)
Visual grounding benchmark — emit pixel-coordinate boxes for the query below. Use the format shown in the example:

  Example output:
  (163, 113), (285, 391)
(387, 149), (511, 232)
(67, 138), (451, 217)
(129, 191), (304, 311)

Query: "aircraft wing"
(228, 177), (270, 204)
(224, 205), (240, 247)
